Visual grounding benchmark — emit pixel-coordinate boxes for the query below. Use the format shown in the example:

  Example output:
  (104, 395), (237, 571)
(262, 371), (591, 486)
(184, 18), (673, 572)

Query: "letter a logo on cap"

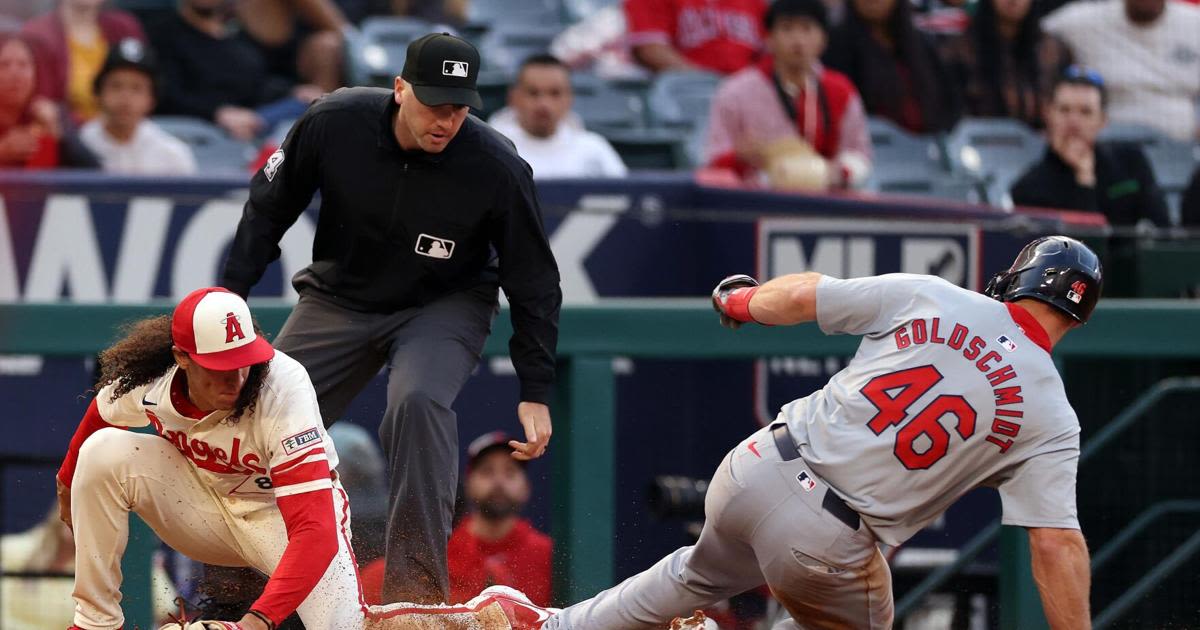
(224, 312), (246, 344)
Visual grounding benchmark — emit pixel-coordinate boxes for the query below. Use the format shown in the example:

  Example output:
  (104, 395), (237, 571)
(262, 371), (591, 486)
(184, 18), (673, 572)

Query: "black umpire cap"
(401, 32), (483, 109)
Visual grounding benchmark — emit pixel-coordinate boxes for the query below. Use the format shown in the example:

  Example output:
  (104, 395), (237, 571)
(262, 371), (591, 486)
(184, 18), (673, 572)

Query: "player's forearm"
(253, 489), (340, 625)
(1029, 528), (1091, 630)
(748, 272), (824, 326)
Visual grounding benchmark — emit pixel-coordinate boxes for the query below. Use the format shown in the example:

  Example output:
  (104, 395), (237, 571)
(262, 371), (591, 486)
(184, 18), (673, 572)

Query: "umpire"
(220, 32), (562, 605)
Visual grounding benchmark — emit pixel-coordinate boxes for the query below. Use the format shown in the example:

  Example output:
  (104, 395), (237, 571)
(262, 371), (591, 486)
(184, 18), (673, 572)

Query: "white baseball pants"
(70, 428), (366, 630)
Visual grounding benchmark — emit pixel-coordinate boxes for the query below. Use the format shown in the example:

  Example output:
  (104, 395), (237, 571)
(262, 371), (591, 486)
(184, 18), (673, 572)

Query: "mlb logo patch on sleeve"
(281, 428), (322, 455)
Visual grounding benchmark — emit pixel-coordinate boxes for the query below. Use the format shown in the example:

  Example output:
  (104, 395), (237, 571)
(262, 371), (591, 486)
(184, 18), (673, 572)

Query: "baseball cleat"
(477, 585), (559, 629)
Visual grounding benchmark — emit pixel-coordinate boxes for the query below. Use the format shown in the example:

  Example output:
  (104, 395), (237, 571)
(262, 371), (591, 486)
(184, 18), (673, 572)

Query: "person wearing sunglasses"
(1010, 67), (1170, 229)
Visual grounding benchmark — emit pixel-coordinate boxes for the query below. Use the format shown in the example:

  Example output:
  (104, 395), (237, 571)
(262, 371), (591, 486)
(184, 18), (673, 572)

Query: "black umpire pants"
(275, 285), (497, 604)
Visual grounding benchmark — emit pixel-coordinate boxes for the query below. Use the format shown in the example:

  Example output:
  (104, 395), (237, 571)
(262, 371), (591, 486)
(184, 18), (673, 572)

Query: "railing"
(1093, 528), (1200, 629)
(1090, 500), (1200, 572)
(3, 300), (1200, 627)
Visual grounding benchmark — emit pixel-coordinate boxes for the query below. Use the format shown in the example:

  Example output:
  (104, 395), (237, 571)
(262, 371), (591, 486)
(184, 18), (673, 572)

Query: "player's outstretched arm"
(1028, 527), (1091, 630)
(712, 272), (823, 328)
(748, 272), (824, 325)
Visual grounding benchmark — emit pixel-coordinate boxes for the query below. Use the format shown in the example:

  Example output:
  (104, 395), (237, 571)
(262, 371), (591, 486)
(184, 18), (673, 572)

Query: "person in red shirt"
(0, 32), (98, 169)
(449, 431), (553, 607)
(624, 0), (767, 74)
(705, 0), (872, 189)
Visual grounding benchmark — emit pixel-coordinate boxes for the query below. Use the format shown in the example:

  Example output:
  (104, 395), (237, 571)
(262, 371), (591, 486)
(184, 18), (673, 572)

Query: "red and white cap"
(171, 287), (275, 371)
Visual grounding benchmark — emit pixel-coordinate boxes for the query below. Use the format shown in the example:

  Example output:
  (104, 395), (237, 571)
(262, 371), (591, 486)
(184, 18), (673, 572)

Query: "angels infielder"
(535, 236), (1101, 629)
(55, 288), (532, 630)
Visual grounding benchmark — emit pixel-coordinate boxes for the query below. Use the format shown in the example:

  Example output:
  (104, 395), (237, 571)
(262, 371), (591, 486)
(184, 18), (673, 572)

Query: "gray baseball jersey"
(781, 273), (1081, 546)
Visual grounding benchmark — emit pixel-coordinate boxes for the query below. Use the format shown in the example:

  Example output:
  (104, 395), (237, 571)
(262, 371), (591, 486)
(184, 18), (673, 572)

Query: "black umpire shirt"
(1009, 141), (1171, 227)
(221, 87), (562, 403)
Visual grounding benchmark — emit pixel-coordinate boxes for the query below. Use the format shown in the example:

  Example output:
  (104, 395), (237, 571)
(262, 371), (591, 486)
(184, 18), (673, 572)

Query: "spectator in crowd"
(941, 0), (1070, 127)
(80, 39), (197, 175)
(0, 33), (97, 169)
(1010, 67), (1169, 226)
(327, 422), (389, 564)
(489, 55), (627, 179)
(0, 0), (55, 22)
(1, 505), (178, 629)
(148, 0), (324, 141)
(1041, 0), (1200, 141)
(624, 0), (767, 74)
(1182, 167), (1200, 227)
(328, 0), (468, 25)
(704, 0), (872, 190)
(22, 0), (145, 122)
(823, 0), (960, 133)
(235, 0), (347, 93)
(447, 431), (552, 606)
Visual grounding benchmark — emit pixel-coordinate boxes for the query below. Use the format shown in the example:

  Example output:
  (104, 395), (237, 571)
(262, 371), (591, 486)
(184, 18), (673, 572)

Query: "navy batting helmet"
(984, 236), (1103, 323)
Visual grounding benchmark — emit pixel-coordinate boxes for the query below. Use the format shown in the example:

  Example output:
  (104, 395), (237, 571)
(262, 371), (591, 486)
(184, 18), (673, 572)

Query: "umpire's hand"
(511, 402), (552, 461)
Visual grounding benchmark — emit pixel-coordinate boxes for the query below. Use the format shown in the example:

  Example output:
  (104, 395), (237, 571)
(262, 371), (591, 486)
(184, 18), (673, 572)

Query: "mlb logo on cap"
(172, 288), (275, 371)
(400, 32), (483, 109)
(442, 60), (469, 77)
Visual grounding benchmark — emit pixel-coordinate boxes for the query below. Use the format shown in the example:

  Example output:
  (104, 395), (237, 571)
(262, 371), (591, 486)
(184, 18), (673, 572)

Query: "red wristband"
(723, 286), (759, 323)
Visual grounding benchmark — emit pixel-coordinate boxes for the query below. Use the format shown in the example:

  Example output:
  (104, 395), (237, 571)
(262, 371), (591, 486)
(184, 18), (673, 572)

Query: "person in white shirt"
(489, 55), (628, 179)
(80, 38), (197, 175)
(1041, 0), (1200, 141)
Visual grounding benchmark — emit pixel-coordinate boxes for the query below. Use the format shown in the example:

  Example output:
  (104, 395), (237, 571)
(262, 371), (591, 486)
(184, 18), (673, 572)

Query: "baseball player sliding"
(499, 235), (1103, 629)
(55, 287), (528, 630)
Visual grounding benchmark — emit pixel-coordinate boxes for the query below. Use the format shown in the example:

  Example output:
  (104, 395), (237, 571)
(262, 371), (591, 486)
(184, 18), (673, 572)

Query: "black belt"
(771, 423), (861, 531)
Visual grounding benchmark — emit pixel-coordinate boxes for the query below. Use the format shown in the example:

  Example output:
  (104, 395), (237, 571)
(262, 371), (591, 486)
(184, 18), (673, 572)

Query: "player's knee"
(389, 387), (443, 416)
(76, 428), (137, 479)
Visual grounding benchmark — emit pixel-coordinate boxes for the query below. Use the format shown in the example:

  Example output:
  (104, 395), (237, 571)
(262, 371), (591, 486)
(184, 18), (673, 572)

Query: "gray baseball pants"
(273, 286), (497, 604)
(547, 424), (894, 630)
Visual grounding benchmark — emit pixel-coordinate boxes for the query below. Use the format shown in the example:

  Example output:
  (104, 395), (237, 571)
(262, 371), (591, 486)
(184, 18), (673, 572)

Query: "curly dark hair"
(95, 315), (270, 422)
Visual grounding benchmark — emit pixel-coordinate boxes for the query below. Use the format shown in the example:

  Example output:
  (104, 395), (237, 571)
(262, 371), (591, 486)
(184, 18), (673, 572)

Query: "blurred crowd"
(0, 0), (1198, 224)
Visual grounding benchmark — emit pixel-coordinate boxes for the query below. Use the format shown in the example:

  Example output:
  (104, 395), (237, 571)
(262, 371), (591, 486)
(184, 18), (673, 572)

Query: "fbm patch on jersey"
(281, 427), (321, 455)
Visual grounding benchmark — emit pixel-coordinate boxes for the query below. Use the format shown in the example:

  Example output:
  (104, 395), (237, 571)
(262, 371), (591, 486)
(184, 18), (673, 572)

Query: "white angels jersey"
(781, 274), (1081, 546)
(94, 350), (339, 517)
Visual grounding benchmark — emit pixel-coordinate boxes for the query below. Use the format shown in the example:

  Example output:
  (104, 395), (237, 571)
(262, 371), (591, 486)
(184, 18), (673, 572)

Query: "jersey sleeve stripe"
(272, 448), (327, 474)
(274, 461), (333, 487)
(274, 478), (334, 498)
